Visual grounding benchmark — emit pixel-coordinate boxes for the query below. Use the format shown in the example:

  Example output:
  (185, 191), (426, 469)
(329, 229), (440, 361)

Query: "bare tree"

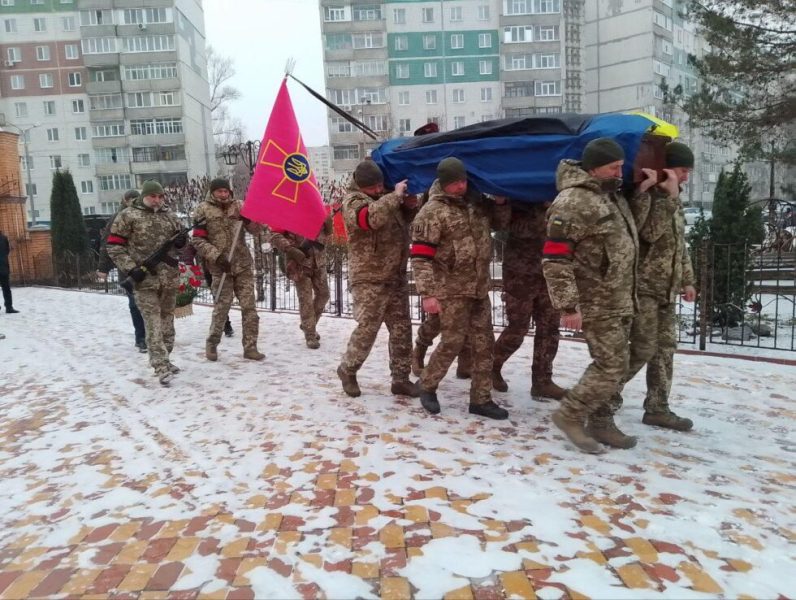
(207, 45), (244, 147)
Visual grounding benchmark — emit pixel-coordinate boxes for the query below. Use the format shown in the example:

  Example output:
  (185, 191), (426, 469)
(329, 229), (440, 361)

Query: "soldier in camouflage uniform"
(411, 158), (511, 419)
(543, 139), (658, 453)
(192, 178), (265, 362)
(107, 180), (188, 385)
(267, 215), (332, 349)
(336, 161), (420, 399)
(609, 142), (697, 431)
(492, 202), (565, 401)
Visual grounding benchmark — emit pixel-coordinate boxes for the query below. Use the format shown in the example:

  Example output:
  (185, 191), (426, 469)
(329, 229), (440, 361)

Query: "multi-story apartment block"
(0, 0), (213, 224)
(320, 0), (584, 174)
(307, 145), (335, 183)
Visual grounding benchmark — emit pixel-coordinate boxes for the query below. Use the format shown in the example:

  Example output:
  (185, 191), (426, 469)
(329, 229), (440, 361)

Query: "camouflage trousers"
(420, 296), (494, 405)
(560, 315), (632, 421)
(608, 295), (678, 415)
(415, 313), (470, 372)
(134, 276), (177, 374)
(207, 267), (259, 351)
(340, 282), (412, 382)
(493, 273), (560, 384)
(294, 265), (330, 338)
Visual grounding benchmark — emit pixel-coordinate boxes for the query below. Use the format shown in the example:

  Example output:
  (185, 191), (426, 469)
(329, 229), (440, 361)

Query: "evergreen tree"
(50, 170), (90, 283)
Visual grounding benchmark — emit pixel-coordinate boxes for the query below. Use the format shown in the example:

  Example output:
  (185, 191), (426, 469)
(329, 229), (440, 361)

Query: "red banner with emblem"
(241, 79), (327, 239)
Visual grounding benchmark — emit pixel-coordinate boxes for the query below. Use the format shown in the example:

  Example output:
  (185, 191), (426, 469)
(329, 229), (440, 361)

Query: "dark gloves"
(173, 232), (189, 249)
(285, 247), (306, 263)
(215, 255), (232, 273)
(129, 267), (146, 283)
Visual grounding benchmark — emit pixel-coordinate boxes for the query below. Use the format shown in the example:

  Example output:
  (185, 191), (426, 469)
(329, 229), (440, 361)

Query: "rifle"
(120, 218), (206, 293)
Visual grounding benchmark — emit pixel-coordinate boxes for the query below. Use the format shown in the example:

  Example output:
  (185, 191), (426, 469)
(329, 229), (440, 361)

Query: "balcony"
(86, 80), (122, 95)
(83, 53), (121, 68)
(131, 159), (188, 173)
(88, 108), (125, 122)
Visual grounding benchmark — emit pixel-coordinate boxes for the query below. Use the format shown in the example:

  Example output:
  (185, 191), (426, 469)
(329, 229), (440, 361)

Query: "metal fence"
(56, 236), (795, 354)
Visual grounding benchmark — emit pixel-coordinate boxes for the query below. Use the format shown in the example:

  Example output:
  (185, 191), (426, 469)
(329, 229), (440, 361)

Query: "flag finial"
(285, 58), (296, 77)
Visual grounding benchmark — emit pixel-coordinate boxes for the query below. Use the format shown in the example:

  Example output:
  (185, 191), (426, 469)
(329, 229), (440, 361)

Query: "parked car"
(683, 207), (711, 226)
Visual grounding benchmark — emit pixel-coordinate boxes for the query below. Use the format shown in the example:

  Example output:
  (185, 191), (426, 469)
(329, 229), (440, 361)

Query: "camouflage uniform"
(493, 203), (561, 388)
(611, 188), (695, 415)
(267, 219), (331, 345)
(414, 314), (471, 375)
(339, 181), (414, 383)
(107, 198), (182, 378)
(191, 192), (262, 356)
(411, 181), (511, 405)
(542, 160), (639, 421)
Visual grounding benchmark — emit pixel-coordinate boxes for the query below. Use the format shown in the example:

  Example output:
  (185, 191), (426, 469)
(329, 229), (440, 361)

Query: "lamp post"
(221, 140), (261, 179)
(3, 122), (41, 226)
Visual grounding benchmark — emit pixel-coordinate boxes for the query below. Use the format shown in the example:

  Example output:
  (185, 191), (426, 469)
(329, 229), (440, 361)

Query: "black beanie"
(665, 142), (695, 168)
(353, 160), (384, 187)
(437, 157), (467, 187)
(582, 138), (625, 171)
(210, 178), (231, 193)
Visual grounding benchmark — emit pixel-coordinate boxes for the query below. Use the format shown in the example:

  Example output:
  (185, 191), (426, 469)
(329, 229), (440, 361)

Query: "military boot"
(419, 389), (440, 414)
(469, 400), (509, 420)
(305, 332), (320, 349)
(337, 365), (361, 397)
(243, 348), (266, 361)
(411, 343), (428, 377)
(491, 368), (508, 392)
(167, 362), (181, 374)
(391, 379), (421, 397)
(551, 409), (604, 454)
(586, 415), (637, 449)
(135, 338), (147, 353)
(157, 369), (173, 387)
(205, 341), (218, 362)
(531, 380), (566, 402)
(642, 411), (693, 432)
(224, 320), (234, 337)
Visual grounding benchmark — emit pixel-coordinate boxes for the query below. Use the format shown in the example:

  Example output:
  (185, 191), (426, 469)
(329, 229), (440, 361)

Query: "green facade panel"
(388, 30), (498, 58)
(389, 56), (500, 85)
(0, 0), (75, 14)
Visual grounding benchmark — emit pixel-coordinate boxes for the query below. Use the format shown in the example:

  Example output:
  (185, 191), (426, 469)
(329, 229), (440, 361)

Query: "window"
(39, 73), (54, 88)
(93, 122), (125, 137)
(100, 202), (118, 214)
(123, 8), (169, 25)
(61, 16), (75, 31)
(327, 62), (350, 78)
(396, 64), (409, 79)
(323, 6), (348, 22)
(14, 102), (27, 118)
(450, 7), (462, 21)
(505, 0), (560, 15)
(398, 91), (410, 106)
(75, 127), (87, 141)
(82, 206), (97, 216)
(478, 5), (490, 20)
(72, 99), (85, 114)
(47, 128), (59, 141)
(80, 180), (94, 193)
(7, 47), (21, 63)
(65, 44), (79, 60)
(479, 60), (493, 75)
(424, 62), (437, 78)
(99, 174), (132, 190)
(78, 154), (90, 167)
(333, 145), (359, 161)
(330, 117), (353, 133)
(33, 17), (46, 32)
(127, 92), (153, 108)
(505, 81), (534, 97)
(4, 18), (16, 32)
(26, 184), (38, 198)
(537, 53), (560, 68)
(124, 36), (176, 53)
(364, 115), (388, 133)
(450, 34), (464, 49)
(653, 59), (670, 77)
(422, 7), (434, 23)
(352, 32), (384, 49)
(80, 9), (112, 26)
(534, 80), (561, 96)
(451, 61), (464, 76)
(393, 8), (405, 24)
(661, 40), (673, 55)
(159, 91), (177, 106)
(399, 119), (411, 134)
(68, 72), (82, 87)
(479, 33), (492, 48)
(89, 94), (123, 110)
(50, 155), (62, 169)
(353, 4), (381, 21)
(82, 38), (118, 54)
(423, 35), (437, 50)
(20, 155), (33, 170)
(453, 89), (465, 103)
(453, 116), (465, 129)
(537, 0), (560, 12)
(481, 87), (492, 102)
(394, 35), (408, 51)
(123, 63), (177, 80)
(537, 25), (559, 41)
(95, 147), (127, 164)
(31, 0), (44, 5)
(504, 25), (532, 43)
(352, 60), (386, 76)
(43, 100), (56, 115)
(426, 89), (438, 104)
(10, 75), (25, 90)
(653, 11), (673, 31)
(36, 46), (50, 61)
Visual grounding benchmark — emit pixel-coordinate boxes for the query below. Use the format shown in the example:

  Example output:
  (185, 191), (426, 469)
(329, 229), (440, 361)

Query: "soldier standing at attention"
(543, 138), (657, 452)
(411, 157), (511, 419)
(336, 160), (420, 399)
(192, 178), (265, 362)
(491, 202), (566, 401)
(107, 180), (188, 385)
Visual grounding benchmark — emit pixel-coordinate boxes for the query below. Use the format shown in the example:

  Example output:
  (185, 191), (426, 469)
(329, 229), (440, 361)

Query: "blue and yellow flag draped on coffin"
(371, 113), (677, 204)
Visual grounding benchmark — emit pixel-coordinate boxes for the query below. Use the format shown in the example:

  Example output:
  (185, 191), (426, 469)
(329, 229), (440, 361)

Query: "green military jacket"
(503, 203), (548, 280)
(267, 216), (331, 281)
(191, 192), (256, 275)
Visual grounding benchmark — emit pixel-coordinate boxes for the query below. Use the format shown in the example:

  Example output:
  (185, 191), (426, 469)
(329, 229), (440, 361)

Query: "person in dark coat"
(0, 229), (19, 314)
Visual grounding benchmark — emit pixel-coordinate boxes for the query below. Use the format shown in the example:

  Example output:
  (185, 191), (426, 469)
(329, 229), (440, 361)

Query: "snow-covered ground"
(0, 287), (794, 599)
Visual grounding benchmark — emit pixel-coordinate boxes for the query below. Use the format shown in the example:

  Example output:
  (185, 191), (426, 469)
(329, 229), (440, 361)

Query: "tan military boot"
(205, 341), (218, 362)
(551, 409), (604, 454)
(243, 348), (266, 361)
(391, 379), (421, 397)
(586, 415), (638, 449)
(491, 368), (508, 392)
(305, 333), (320, 350)
(531, 380), (566, 402)
(337, 365), (361, 397)
(642, 411), (693, 432)
(411, 344), (427, 377)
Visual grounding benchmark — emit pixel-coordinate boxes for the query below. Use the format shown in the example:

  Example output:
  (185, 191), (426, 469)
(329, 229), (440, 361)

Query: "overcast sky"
(203, 0), (329, 147)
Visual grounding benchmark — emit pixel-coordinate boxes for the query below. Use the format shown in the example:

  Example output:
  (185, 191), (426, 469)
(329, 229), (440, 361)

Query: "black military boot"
(6, 307), (19, 314)
(337, 365), (361, 397)
(419, 389), (440, 414)
(642, 411), (693, 432)
(224, 320), (234, 337)
(135, 338), (148, 353)
(469, 400), (509, 420)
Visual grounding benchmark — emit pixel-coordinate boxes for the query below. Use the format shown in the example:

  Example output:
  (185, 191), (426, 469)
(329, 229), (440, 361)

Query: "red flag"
(241, 79), (327, 239)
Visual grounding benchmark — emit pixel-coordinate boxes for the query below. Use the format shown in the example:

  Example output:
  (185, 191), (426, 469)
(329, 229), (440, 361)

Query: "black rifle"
(120, 218), (206, 293)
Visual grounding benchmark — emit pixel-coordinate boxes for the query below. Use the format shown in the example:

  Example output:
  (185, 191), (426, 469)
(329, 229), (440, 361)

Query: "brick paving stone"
(114, 540), (149, 564)
(86, 564), (131, 594)
(117, 563), (159, 592)
(142, 537), (179, 563)
(678, 561), (723, 594)
(232, 557), (269, 587)
(500, 571), (536, 599)
(28, 567), (75, 597)
(445, 585), (476, 600)
(83, 523), (119, 544)
(93, 541), (127, 565)
(615, 563), (654, 589)
(625, 536), (659, 563)
(2, 571), (48, 598)
(352, 561), (380, 579)
(110, 522), (142, 543)
(381, 576), (411, 600)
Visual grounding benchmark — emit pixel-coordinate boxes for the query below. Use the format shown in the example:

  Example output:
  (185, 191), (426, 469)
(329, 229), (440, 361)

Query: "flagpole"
(215, 220), (244, 300)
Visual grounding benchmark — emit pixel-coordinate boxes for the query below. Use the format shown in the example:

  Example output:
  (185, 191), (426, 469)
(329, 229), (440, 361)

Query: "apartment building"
(0, 0), (213, 224)
(320, 0), (584, 174)
(307, 145), (335, 183)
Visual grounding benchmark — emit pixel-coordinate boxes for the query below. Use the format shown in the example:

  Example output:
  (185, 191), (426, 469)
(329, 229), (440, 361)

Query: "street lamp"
(220, 140), (261, 178)
(1, 121), (41, 226)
